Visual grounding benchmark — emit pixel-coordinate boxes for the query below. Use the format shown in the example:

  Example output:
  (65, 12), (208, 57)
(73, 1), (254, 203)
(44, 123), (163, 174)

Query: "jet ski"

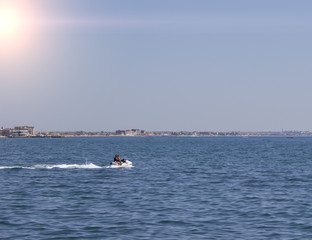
(110, 160), (133, 168)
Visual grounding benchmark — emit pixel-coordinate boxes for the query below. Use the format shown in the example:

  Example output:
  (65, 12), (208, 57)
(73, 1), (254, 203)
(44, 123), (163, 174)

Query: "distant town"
(1, 126), (312, 138)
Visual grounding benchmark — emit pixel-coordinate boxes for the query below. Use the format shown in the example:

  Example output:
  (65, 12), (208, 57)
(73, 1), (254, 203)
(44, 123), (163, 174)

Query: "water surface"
(0, 137), (312, 239)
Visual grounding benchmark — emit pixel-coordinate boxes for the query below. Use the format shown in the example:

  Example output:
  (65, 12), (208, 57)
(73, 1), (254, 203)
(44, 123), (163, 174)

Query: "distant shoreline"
(1, 135), (310, 139)
(2, 127), (310, 138)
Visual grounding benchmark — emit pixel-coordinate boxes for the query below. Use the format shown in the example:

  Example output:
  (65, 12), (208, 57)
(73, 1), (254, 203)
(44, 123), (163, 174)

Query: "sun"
(0, 7), (21, 38)
(0, 1), (39, 58)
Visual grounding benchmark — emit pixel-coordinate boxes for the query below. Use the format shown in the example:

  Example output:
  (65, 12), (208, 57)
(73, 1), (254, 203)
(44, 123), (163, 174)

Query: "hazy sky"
(1, 0), (312, 131)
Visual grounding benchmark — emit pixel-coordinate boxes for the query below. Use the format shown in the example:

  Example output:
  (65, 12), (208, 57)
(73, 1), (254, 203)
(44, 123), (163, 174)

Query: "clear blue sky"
(1, 0), (312, 131)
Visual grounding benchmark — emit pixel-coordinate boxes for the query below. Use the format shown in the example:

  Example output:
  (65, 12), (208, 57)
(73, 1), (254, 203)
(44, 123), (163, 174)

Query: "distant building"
(125, 129), (133, 136)
(0, 126), (35, 137)
(131, 129), (145, 135)
(11, 129), (29, 137)
(115, 130), (126, 135)
(13, 126), (35, 136)
(115, 129), (145, 136)
(1, 128), (12, 137)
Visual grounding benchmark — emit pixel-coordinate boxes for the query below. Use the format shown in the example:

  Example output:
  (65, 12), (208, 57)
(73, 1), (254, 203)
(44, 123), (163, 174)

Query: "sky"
(1, 0), (312, 132)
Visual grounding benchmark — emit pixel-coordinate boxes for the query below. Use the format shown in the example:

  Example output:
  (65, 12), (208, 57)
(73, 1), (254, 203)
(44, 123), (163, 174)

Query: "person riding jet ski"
(113, 154), (126, 165)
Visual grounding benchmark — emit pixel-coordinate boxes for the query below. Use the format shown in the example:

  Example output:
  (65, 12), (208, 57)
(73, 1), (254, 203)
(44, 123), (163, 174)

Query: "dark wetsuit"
(114, 156), (125, 164)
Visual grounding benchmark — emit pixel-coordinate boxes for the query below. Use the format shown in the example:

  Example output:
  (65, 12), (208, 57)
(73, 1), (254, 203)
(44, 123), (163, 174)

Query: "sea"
(0, 136), (312, 239)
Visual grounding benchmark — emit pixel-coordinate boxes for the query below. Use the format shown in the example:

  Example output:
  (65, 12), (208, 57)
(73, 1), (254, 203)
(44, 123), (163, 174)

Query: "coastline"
(1, 135), (309, 138)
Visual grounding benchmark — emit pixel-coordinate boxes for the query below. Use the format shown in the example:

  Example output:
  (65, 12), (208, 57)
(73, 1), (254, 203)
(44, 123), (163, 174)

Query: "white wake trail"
(0, 163), (102, 170)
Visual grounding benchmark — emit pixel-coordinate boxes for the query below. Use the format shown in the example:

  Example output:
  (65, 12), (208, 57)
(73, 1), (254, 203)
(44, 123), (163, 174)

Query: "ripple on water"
(1, 137), (312, 239)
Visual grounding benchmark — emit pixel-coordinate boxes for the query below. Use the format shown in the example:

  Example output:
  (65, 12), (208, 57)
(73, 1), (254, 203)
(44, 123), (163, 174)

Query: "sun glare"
(0, 1), (39, 60)
(0, 8), (20, 37)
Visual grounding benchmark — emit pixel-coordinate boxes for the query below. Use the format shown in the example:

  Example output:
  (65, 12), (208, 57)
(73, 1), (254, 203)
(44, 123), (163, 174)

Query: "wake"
(0, 163), (102, 170)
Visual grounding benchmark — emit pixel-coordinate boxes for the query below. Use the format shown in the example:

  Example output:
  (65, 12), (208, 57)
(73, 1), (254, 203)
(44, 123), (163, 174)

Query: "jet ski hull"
(109, 160), (133, 168)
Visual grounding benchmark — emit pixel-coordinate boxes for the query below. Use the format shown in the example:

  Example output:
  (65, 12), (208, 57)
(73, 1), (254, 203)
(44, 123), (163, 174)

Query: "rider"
(114, 154), (125, 165)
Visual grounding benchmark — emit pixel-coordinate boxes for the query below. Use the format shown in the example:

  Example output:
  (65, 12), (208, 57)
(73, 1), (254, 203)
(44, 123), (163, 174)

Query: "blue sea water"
(0, 137), (312, 239)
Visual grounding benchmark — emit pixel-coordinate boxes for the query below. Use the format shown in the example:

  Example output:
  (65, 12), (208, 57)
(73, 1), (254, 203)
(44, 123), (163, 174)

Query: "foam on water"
(0, 163), (133, 169)
(106, 164), (134, 168)
(0, 163), (102, 170)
